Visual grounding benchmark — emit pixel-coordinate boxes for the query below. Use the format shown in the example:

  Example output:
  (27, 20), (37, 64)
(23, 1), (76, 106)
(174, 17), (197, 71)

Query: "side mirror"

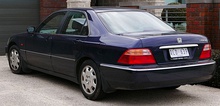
(27, 26), (35, 34)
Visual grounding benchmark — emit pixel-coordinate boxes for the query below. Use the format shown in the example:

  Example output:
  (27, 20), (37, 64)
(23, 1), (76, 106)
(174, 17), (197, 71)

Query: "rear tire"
(79, 60), (105, 100)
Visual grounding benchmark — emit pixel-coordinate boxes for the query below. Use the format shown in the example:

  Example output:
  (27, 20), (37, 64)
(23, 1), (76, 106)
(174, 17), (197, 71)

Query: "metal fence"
(140, 4), (186, 32)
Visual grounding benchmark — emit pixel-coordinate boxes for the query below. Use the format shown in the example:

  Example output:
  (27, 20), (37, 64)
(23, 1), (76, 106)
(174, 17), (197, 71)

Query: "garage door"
(0, 0), (39, 55)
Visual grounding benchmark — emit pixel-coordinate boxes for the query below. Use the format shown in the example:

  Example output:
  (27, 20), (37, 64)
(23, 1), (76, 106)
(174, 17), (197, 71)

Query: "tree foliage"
(202, 49), (220, 88)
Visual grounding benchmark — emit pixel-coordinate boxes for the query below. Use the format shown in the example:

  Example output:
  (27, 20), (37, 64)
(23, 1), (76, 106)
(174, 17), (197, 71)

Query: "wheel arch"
(7, 42), (17, 55)
(76, 57), (99, 82)
(76, 56), (114, 93)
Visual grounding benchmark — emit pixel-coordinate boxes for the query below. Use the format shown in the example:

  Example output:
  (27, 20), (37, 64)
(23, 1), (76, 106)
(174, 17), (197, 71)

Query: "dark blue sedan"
(5, 8), (215, 100)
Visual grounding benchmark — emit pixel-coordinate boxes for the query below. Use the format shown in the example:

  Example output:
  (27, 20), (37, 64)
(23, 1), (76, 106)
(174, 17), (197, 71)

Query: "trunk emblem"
(177, 38), (182, 43)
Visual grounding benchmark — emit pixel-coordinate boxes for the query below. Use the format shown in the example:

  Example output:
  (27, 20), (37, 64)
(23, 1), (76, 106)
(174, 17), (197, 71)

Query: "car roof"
(58, 7), (144, 13)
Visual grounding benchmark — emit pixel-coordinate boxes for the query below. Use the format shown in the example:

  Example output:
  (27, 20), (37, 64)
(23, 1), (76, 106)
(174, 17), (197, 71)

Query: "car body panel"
(100, 60), (215, 90)
(51, 34), (82, 76)
(25, 33), (53, 71)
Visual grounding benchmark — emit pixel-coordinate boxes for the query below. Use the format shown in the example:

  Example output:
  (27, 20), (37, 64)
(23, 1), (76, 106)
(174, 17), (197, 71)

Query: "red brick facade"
(187, 3), (220, 49)
(40, 0), (67, 21)
(213, 3), (220, 49)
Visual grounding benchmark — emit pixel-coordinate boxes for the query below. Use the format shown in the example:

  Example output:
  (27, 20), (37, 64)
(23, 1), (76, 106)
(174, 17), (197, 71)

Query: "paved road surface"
(0, 56), (220, 106)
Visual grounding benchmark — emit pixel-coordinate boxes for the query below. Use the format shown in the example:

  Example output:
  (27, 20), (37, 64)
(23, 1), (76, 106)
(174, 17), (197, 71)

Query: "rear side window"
(61, 11), (89, 36)
(37, 12), (66, 34)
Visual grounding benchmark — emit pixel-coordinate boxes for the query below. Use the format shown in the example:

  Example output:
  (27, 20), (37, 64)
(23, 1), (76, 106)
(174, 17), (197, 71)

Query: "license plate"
(169, 48), (189, 58)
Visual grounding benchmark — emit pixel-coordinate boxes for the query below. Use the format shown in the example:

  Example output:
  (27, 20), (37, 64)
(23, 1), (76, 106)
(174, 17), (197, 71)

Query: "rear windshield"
(98, 11), (175, 35)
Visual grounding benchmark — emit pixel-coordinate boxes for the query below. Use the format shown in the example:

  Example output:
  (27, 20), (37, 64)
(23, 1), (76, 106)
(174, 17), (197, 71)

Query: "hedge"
(202, 49), (220, 87)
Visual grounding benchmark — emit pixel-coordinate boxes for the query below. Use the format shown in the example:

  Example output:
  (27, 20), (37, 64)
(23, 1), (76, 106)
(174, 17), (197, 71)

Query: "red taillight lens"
(118, 49), (156, 65)
(199, 44), (211, 59)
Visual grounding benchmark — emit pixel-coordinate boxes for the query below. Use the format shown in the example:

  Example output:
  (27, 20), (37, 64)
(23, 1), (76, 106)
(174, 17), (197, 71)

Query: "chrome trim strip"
(25, 50), (50, 57)
(100, 61), (215, 72)
(81, 41), (102, 45)
(51, 55), (75, 61)
(159, 44), (198, 49)
(22, 49), (75, 61)
(20, 49), (26, 52)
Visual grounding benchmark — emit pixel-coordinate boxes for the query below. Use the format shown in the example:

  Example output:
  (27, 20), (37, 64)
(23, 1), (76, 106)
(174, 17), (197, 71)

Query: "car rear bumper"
(100, 60), (215, 91)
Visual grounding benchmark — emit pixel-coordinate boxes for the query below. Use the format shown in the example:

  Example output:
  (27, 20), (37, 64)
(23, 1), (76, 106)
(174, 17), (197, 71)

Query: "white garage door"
(0, 0), (39, 55)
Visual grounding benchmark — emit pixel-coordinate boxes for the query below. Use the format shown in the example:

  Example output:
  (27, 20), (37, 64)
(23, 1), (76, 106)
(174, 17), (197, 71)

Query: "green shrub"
(161, 2), (186, 28)
(202, 49), (220, 87)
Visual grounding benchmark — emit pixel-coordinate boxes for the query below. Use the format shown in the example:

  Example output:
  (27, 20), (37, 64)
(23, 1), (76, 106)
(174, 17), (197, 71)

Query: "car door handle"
(48, 36), (52, 40)
(76, 39), (82, 42)
(45, 36), (52, 41)
(73, 39), (81, 44)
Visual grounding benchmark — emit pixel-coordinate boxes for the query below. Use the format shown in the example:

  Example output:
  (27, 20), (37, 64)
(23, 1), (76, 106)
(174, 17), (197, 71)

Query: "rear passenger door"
(51, 11), (89, 77)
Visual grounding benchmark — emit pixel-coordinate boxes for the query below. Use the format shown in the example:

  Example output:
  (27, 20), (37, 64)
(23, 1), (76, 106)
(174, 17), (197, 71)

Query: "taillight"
(118, 48), (156, 65)
(199, 44), (211, 59)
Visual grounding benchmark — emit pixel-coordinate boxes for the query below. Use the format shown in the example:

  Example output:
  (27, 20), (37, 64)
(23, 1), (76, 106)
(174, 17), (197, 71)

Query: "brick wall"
(97, 0), (121, 6)
(186, 4), (213, 39)
(212, 3), (220, 49)
(40, 0), (67, 21)
(186, 1), (220, 49)
(39, 0), (164, 20)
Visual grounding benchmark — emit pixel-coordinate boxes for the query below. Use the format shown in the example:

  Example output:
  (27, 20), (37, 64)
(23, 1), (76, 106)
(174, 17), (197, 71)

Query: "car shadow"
(23, 70), (81, 92)
(102, 88), (196, 105)
(19, 70), (200, 104)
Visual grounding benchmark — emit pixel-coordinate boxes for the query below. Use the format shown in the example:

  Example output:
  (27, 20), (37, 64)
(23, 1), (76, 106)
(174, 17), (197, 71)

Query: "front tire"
(8, 45), (23, 74)
(8, 45), (31, 74)
(79, 60), (105, 100)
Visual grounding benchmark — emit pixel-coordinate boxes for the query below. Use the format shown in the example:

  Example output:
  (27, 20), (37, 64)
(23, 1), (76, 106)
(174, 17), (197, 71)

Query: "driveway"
(0, 56), (220, 106)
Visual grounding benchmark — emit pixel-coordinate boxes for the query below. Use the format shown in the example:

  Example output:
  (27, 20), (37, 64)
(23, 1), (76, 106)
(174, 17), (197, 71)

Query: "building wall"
(39, 0), (220, 50)
(96, 0), (186, 6)
(39, 0), (166, 20)
(96, 0), (119, 6)
(0, 0), (39, 55)
(97, 0), (164, 6)
(212, 3), (220, 49)
(40, 0), (67, 21)
(186, 0), (220, 49)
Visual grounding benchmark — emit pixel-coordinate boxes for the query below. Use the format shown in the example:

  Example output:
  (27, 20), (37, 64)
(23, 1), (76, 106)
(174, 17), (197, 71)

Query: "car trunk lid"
(123, 32), (209, 65)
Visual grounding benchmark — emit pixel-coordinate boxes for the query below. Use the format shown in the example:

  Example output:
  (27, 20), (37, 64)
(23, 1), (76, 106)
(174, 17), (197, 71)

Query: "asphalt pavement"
(0, 56), (220, 106)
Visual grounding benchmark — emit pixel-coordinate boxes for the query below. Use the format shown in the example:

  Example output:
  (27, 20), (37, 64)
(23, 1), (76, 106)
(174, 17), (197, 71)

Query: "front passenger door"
(26, 12), (66, 71)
